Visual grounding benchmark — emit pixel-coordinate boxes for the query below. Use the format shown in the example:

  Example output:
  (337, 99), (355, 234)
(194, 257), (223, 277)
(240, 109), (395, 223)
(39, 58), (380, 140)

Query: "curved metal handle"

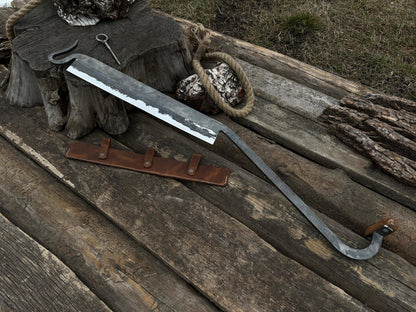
(221, 127), (392, 260)
(48, 40), (81, 65)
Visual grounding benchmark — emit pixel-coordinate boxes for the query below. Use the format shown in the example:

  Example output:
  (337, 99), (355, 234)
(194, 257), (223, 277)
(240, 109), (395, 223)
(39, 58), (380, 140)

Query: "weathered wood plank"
(0, 213), (112, 312)
(170, 14), (373, 99)
(228, 60), (416, 208)
(234, 96), (416, 210)
(238, 59), (338, 120)
(0, 104), (372, 311)
(211, 114), (416, 266)
(0, 138), (219, 312)
(237, 58), (416, 201)
(117, 111), (416, 312)
(167, 21), (416, 210)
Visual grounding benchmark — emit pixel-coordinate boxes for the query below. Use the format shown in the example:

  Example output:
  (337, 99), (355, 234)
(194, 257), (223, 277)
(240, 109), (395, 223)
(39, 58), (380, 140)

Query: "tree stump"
(5, 0), (192, 138)
(0, 8), (14, 64)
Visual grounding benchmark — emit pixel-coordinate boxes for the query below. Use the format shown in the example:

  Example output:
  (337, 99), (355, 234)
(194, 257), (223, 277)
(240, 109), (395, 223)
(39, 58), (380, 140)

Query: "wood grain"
(171, 15), (416, 210)
(118, 111), (416, 312)
(320, 94), (416, 186)
(5, 0), (192, 138)
(0, 137), (219, 312)
(234, 96), (416, 210)
(212, 114), (416, 266)
(0, 213), (112, 312)
(0, 103), (372, 312)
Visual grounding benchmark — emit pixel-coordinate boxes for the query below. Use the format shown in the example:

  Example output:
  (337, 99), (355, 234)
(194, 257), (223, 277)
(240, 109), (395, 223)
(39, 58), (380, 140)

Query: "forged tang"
(49, 41), (393, 260)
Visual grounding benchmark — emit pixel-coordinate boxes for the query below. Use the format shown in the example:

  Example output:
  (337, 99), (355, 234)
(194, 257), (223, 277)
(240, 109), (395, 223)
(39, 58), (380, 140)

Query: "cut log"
(1, 100), (416, 312)
(0, 101), (373, 312)
(5, 0), (192, 138)
(0, 137), (219, 312)
(0, 213), (111, 312)
(54, 0), (134, 26)
(119, 111), (416, 312)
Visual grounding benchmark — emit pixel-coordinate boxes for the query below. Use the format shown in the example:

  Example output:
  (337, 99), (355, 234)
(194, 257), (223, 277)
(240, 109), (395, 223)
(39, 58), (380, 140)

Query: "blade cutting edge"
(66, 56), (225, 145)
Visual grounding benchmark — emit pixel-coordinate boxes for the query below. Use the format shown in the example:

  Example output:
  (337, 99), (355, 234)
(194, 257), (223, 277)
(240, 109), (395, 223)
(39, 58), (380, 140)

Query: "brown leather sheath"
(66, 139), (230, 186)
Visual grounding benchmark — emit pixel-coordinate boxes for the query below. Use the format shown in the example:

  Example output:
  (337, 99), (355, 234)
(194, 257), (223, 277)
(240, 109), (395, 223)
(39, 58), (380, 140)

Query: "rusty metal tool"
(49, 41), (394, 260)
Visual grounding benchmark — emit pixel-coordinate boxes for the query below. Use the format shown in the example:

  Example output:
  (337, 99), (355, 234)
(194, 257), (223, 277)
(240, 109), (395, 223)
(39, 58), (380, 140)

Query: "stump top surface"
(13, 0), (185, 71)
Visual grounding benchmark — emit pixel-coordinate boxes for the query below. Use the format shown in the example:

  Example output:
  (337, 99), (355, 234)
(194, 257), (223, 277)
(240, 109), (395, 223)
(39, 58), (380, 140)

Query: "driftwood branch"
(320, 93), (416, 186)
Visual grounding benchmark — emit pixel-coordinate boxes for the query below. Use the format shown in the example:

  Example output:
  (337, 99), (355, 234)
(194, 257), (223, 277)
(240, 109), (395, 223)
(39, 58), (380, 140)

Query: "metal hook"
(48, 40), (80, 65)
(222, 128), (393, 260)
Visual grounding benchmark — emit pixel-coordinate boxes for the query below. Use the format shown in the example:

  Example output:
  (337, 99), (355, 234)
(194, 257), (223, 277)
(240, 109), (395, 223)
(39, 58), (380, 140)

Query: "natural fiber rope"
(191, 24), (254, 117)
(6, 0), (44, 41)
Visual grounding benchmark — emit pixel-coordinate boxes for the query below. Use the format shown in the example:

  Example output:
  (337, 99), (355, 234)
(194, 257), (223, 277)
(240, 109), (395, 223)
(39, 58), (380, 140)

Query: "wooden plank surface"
(0, 103), (372, 311)
(232, 61), (416, 210)
(0, 138), (219, 312)
(0, 213), (111, 312)
(238, 58), (338, 120)
(211, 114), (416, 266)
(1, 17), (415, 310)
(175, 17), (416, 211)
(119, 111), (416, 312)
(2, 7), (414, 312)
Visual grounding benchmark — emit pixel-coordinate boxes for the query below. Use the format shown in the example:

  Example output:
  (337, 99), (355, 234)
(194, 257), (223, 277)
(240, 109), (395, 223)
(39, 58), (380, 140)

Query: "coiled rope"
(191, 24), (254, 117)
(6, 0), (44, 41)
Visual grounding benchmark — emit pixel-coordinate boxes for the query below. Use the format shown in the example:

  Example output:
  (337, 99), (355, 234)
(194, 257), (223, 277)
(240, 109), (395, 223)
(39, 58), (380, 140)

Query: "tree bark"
(320, 93), (416, 186)
(177, 62), (244, 114)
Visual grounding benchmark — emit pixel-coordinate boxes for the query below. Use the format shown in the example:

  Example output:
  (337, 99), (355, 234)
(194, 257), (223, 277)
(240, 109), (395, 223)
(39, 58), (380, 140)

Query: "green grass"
(280, 12), (325, 36)
(149, 0), (416, 101)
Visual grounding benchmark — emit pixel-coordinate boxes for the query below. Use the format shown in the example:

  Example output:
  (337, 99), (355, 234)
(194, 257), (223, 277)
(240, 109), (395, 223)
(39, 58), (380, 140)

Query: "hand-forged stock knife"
(49, 41), (393, 260)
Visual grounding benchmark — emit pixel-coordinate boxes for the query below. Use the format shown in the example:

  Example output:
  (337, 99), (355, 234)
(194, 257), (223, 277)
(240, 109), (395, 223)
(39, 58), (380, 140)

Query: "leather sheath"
(66, 139), (230, 186)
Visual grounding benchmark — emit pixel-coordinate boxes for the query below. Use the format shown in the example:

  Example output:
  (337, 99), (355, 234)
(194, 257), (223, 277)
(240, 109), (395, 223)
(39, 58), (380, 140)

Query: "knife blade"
(48, 41), (393, 260)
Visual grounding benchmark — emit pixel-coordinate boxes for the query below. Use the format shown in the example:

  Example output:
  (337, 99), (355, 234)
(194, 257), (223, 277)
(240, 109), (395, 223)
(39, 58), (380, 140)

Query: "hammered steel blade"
(49, 42), (392, 260)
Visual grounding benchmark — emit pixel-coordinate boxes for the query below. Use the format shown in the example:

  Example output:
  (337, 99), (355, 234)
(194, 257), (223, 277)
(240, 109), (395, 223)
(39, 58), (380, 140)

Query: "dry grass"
(150, 0), (416, 100)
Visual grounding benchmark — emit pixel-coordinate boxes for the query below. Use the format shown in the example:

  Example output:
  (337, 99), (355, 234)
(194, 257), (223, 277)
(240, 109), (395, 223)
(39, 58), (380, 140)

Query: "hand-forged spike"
(49, 41), (394, 260)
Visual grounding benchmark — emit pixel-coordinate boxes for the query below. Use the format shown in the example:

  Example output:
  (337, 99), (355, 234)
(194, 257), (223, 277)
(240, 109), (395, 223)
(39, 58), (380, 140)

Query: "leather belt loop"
(187, 153), (201, 176)
(98, 138), (111, 159)
(66, 141), (230, 186)
(144, 149), (155, 168)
